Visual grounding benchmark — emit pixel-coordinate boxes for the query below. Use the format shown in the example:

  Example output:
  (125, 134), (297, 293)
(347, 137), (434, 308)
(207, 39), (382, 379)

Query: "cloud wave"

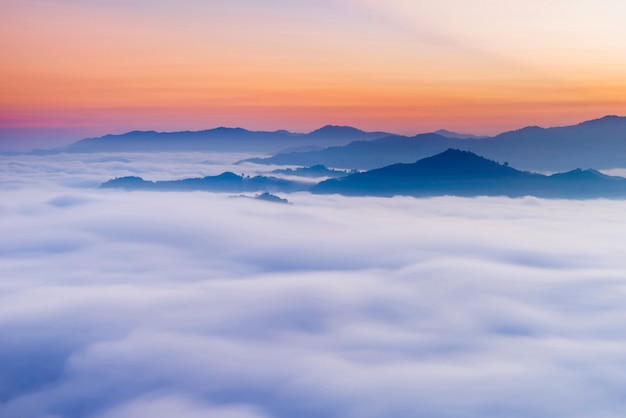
(2, 153), (626, 417)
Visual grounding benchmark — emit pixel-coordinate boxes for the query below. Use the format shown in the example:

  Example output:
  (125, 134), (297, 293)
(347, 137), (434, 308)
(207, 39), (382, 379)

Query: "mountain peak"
(308, 125), (365, 136)
(432, 129), (488, 140)
(210, 127), (249, 133)
(421, 148), (500, 166)
(576, 114), (626, 127)
(356, 149), (520, 181)
(423, 148), (489, 161)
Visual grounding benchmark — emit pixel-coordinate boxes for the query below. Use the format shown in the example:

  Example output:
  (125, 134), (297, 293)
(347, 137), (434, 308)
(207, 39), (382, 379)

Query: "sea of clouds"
(2, 152), (626, 417)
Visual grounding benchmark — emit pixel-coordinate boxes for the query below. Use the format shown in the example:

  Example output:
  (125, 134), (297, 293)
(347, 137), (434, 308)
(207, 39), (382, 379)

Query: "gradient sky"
(3, 0), (626, 149)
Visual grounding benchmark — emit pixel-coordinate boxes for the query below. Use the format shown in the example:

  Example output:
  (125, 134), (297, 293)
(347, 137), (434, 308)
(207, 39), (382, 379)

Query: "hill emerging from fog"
(101, 172), (310, 193)
(103, 149), (626, 199)
(270, 164), (353, 178)
(312, 149), (626, 198)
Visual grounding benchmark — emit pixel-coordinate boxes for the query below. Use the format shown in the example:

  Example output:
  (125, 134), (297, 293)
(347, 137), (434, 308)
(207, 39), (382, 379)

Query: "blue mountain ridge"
(102, 149), (626, 199)
(246, 115), (626, 171)
(23, 115), (626, 173)
(42, 125), (393, 155)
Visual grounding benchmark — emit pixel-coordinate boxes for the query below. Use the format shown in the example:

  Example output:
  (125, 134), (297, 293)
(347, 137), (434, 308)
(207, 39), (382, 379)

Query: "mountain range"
(36, 125), (392, 155)
(312, 149), (626, 198)
(102, 149), (626, 199)
(27, 115), (626, 172)
(245, 115), (626, 171)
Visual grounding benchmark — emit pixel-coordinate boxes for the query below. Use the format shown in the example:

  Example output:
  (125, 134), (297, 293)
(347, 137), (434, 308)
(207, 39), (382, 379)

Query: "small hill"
(101, 173), (310, 193)
(254, 192), (291, 204)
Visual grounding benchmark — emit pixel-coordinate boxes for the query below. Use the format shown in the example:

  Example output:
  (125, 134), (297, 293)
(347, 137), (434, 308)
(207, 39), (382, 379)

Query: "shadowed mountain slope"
(311, 149), (626, 198)
(246, 115), (626, 171)
(245, 133), (461, 170)
(102, 149), (626, 199)
(432, 129), (489, 140)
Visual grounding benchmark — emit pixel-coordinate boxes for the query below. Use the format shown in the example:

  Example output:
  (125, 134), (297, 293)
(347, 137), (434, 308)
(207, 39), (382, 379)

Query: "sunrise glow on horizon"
(3, 0), (626, 148)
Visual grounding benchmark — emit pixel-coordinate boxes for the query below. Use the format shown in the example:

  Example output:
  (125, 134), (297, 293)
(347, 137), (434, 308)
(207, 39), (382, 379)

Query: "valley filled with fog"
(3, 152), (626, 418)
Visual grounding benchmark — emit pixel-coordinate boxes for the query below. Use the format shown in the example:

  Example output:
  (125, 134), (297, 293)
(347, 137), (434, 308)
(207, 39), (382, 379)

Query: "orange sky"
(2, 0), (626, 149)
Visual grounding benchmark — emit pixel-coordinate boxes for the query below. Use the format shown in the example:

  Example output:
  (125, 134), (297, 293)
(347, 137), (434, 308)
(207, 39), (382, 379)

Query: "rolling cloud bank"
(2, 153), (626, 417)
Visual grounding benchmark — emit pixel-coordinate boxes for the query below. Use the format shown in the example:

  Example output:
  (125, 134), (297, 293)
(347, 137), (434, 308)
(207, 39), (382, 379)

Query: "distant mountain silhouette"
(101, 149), (626, 199)
(27, 115), (626, 171)
(41, 126), (394, 155)
(247, 115), (626, 171)
(432, 129), (489, 140)
(311, 149), (626, 198)
(468, 115), (626, 171)
(307, 125), (390, 140)
(252, 192), (291, 204)
(101, 172), (309, 193)
(271, 164), (353, 178)
(245, 133), (460, 169)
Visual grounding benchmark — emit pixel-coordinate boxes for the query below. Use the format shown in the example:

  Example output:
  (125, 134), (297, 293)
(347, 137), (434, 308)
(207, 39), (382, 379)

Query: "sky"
(3, 0), (626, 149)
(3, 151), (626, 417)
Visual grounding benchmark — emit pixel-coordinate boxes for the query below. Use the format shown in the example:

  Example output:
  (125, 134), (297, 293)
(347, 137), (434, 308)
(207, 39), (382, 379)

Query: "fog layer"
(2, 153), (626, 417)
